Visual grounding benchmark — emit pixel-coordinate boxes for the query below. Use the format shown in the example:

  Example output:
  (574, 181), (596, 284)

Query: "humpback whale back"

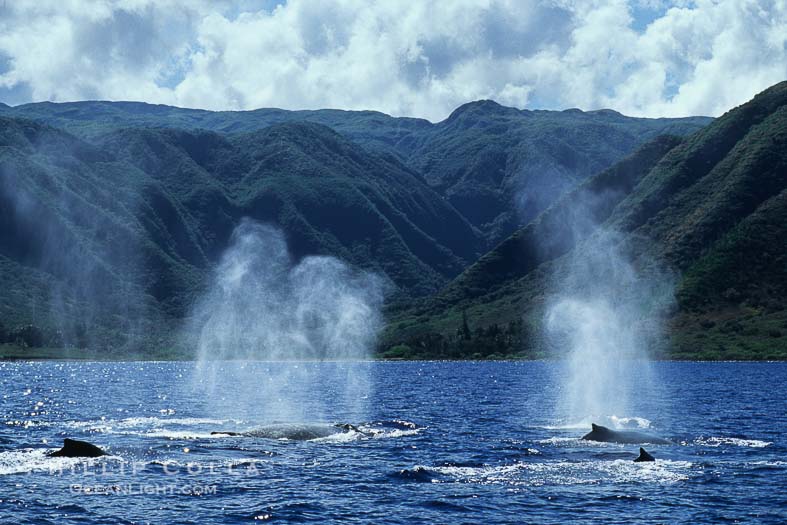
(48, 438), (106, 458)
(581, 423), (671, 445)
(212, 423), (355, 441)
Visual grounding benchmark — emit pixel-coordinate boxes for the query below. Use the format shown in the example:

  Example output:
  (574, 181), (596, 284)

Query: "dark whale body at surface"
(634, 447), (656, 462)
(48, 438), (106, 458)
(211, 423), (361, 441)
(581, 424), (671, 445)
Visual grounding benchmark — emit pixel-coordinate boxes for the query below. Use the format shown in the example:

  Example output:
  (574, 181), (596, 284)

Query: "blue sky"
(0, 1), (784, 121)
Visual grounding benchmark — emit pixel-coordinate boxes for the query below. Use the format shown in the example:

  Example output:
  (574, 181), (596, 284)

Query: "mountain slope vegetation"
(384, 81), (787, 360)
(3, 86), (779, 360)
(1, 100), (710, 245)
(0, 117), (479, 352)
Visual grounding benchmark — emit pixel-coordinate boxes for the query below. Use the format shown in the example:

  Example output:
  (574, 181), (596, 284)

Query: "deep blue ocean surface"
(0, 361), (785, 524)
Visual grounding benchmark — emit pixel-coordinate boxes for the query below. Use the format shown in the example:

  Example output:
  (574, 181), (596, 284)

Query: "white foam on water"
(130, 430), (224, 440)
(535, 436), (613, 447)
(422, 458), (692, 486)
(64, 416), (236, 429)
(3, 420), (44, 428)
(310, 430), (362, 443)
(592, 459), (692, 484)
(389, 420), (418, 429)
(0, 448), (117, 476)
(154, 458), (271, 468)
(147, 457), (272, 471)
(300, 423), (424, 442)
(694, 437), (772, 448)
(747, 461), (787, 467)
(426, 463), (525, 484)
(61, 416), (244, 436)
(536, 436), (579, 445)
(372, 428), (423, 439)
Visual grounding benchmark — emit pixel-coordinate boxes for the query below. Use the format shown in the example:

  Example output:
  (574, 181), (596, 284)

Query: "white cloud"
(0, 0), (784, 120)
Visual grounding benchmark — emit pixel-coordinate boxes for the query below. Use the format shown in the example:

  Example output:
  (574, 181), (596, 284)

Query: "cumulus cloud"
(0, 0), (784, 120)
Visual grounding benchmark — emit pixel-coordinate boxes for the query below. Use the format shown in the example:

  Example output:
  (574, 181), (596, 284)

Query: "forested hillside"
(0, 93), (734, 357)
(383, 82), (787, 360)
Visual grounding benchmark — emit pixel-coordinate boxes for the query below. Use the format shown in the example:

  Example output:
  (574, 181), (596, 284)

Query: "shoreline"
(1, 353), (785, 364)
(3, 344), (785, 363)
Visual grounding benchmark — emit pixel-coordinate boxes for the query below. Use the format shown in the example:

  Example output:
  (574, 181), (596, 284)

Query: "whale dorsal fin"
(591, 423), (599, 431)
(634, 447), (655, 462)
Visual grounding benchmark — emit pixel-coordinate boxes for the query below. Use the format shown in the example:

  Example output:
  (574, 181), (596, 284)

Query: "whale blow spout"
(634, 447), (655, 462)
(48, 438), (106, 458)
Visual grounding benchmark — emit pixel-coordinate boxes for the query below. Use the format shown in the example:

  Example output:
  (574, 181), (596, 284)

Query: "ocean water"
(0, 361), (784, 524)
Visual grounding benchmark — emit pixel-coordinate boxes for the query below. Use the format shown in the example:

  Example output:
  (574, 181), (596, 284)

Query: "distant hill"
(0, 100), (710, 245)
(406, 101), (710, 243)
(0, 96), (713, 356)
(384, 82), (787, 360)
(0, 117), (478, 352)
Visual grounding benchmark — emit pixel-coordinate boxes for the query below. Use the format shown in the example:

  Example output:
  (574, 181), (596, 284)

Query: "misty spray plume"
(0, 135), (154, 353)
(541, 189), (675, 427)
(190, 219), (384, 423)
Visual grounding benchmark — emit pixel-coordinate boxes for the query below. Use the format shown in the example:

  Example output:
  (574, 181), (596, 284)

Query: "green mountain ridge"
(3, 87), (782, 360)
(0, 99), (710, 245)
(0, 116), (482, 351)
(384, 82), (787, 360)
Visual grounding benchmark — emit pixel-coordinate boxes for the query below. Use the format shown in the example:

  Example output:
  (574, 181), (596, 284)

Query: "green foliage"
(383, 309), (539, 360)
(0, 116), (482, 352)
(386, 81), (787, 360)
(6, 87), (782, 360)
(0, 97), (710, 358)
(411, 101), (709, 243)
(5, 99), (709, 247)
(670, 308), (787, 360)
(380, 344), (415, 359)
